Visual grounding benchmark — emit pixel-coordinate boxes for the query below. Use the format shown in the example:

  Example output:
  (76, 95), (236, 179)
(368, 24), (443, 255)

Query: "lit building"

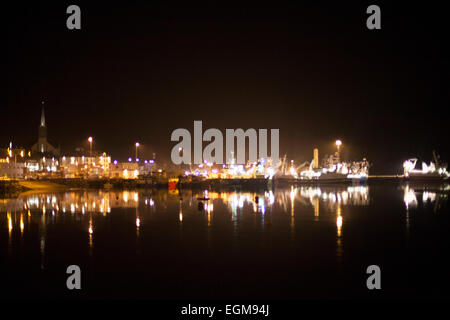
(60, 153), (111, 178)
(0, 160), (25, 179)
(24, 159), (39, 176)
(110, 162), (139, 179)
(139, 159), (156, 176)
(0, 144), (27, 179)
(22, 156), (60, 179)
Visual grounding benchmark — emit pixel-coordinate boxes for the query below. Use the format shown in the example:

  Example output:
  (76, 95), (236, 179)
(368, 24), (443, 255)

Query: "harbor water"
(1, 183), (449, 299)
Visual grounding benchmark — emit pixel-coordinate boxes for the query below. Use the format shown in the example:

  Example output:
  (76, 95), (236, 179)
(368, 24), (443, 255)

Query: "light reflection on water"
(402, 184), (448, 211)
(2, 183), (450, 299)
(1, 185), (448, 270)
(402, 184), (449, 238)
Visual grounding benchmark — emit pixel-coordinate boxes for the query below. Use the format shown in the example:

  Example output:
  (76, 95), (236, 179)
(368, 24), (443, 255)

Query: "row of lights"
(125, 158), (155, 163)
(89, 137), (150, 164)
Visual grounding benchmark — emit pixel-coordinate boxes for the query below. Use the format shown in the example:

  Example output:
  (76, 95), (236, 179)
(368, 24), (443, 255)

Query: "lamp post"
(88, 137), (93, 158)
(135, 142), (140, 161)
(87, 137), (93, 178)
(335, 139), (342, 151)
(335, 139), (342, 162)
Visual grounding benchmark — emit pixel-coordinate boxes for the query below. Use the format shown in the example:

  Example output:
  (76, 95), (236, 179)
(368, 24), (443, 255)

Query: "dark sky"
(5, 1), (450, 173)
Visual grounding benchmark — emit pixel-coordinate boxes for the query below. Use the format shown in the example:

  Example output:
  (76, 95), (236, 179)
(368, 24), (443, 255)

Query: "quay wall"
(0, 180), (29, 197)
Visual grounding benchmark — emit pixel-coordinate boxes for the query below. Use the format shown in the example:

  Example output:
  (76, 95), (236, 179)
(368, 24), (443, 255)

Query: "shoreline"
(1, 177), (448, 198)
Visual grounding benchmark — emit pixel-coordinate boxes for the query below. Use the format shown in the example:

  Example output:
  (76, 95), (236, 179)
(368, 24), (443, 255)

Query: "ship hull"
(277, 173), (367, 185)
(403, 173), (448, 182)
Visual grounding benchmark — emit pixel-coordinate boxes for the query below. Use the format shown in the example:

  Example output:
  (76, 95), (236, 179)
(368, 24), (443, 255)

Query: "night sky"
(5, 2), (449, 173)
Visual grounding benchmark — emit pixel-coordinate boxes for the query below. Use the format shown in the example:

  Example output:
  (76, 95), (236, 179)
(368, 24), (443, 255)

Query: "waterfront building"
(139, 159), (156, 176)
(0, 160), (25, 179)
(110, 162), (139, 179)
(60, 153), (111, 178)
(0, 145), (27, 179)
(23, 159), (39, 178)
(20, 156), (61, 179)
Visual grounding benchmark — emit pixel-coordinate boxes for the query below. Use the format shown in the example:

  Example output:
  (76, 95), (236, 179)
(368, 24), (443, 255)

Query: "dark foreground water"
(1, 183), (449, 300)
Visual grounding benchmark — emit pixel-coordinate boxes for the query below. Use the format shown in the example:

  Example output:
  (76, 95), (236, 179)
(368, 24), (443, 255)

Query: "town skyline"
(3, 2), (450, 311)
(5, 2), (449, 173)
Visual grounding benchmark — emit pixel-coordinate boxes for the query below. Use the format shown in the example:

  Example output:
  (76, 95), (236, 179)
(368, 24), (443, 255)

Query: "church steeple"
(40, 101), (46, 127)
(31, 100), (59, 156)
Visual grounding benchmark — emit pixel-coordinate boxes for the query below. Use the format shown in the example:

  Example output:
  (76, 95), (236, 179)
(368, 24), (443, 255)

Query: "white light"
(337, 216), (343, 228)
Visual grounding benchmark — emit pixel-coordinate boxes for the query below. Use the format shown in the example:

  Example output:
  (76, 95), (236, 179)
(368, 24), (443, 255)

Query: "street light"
(88, 137), (93, 157)
(335, 139), (342, 162)
(135, 142), (140, 160)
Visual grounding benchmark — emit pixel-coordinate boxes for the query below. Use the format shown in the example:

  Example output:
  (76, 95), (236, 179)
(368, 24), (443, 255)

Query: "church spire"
(40, 101), (46, 127)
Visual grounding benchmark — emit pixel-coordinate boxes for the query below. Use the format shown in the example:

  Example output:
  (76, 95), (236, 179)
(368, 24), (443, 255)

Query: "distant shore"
(0, 180), (29, 197)
(1, 176), (448, 198)
(0, 179), (72, 197)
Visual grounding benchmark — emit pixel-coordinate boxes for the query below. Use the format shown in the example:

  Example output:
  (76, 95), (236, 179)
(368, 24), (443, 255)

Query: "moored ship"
(402, 151), (449, 182)
(297, 144), (369, 184)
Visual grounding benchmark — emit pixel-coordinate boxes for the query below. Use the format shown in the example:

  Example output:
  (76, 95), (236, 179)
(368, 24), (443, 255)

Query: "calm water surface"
(1, 183), (449, 299)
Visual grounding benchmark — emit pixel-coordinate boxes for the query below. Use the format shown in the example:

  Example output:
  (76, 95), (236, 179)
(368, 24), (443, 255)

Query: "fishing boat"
(403, 151), (449, 182)
(298, 148), (369, 184)
(168, 178), (179, 190)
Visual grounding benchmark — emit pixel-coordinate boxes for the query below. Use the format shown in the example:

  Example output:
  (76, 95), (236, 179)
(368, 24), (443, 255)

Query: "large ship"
(402, 151), (449, 182)
(297, 143), (369, 184)
(181, 141), (369, 187)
